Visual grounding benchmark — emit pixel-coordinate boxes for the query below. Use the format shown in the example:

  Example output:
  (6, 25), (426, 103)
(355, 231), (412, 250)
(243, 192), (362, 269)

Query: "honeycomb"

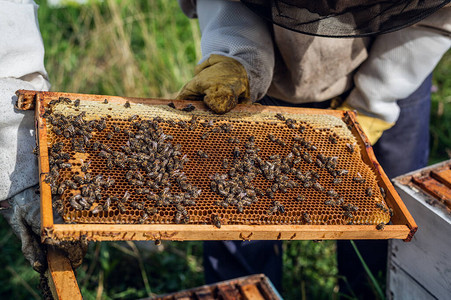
(43, 97), (391, 226)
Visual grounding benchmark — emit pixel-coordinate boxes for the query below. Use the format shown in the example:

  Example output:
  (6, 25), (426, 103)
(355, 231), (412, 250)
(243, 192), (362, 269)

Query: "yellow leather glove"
(337, 103), (395, 145)
(177, 54), (250, 114)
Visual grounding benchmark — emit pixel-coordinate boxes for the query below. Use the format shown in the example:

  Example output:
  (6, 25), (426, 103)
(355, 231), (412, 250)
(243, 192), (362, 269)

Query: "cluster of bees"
(41, 97), (391, 228)
(202, 112), (391, 227)
(44, 97), (202, 224)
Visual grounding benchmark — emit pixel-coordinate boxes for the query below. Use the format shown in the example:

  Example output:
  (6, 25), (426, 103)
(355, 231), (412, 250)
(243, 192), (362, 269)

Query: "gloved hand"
(337, 102), (394, 144)
(177, 54), (250, 114)
(0, 186), (88, 273)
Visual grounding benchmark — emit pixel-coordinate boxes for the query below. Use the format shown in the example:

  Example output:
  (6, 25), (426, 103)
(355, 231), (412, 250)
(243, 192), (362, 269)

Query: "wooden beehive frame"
(15, 89), (417, 242)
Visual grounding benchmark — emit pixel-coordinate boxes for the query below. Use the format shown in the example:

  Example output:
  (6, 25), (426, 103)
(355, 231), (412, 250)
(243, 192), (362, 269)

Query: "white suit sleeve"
(196, 0), (275, 101)
(0, 0), (51, 201)
(347, 10), (451, 123)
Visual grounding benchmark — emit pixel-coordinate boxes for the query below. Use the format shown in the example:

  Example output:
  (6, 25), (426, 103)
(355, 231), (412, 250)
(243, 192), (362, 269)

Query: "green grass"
(1, 0), (449, 299)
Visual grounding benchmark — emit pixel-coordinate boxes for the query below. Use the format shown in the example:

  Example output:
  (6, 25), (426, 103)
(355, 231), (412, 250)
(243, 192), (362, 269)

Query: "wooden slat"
(46, 247), (82, 300)
(194, 287), (215, 300)
(431, 169), (451, 189)
(217, 285), (240, 300)
(36, 93), (54, 241)
(240, 284), (265, 300)
(47, 223), (411, 242)
(413, 176), (451, 207)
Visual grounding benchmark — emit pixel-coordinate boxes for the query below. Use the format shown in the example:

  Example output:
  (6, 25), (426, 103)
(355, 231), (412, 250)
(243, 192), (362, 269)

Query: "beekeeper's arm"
(341, 6), (451, 144)
(177, 0), (274, 113)
(0, 0), (87, 273)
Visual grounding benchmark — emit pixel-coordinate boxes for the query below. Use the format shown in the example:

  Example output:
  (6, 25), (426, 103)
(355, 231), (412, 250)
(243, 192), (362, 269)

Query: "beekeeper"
(0, 0), (87, 273)
(177, 0), (451, 295)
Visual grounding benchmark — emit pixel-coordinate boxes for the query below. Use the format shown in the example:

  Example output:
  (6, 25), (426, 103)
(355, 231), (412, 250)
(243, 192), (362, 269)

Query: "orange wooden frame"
(15, 90), (417, 243)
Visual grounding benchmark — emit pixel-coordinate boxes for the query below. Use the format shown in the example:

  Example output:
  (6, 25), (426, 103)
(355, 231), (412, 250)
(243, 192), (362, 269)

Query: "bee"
(72, 175), (85, 185)
(57, 182), (67, 195)
(53, 127), (62, 135)
(379, 186), (386, 199)
(376, 202), (387, 212)
(103, 197), (111, 212)
(117, 201), (127, 213)
(124, 101), (131, 108)
(275, 113), (285, 121)
(346, 143), (355, 153)
(266, 189), (274, 199)
(178, 120), (188, 129)
(296, 194), (305, 201)
(324, 200), (336, 206)
(274, 201), (285, 213)
(81, 160), (92, 172)
(343, 211), (354, 219)
(61, 97), (71, 104)
(302, 152), (312, 163)
(366, 187), (373, 197)
(50, 184), (58, 195)
(167, 102), (176, 108)
(327, 189), (338, 198)
(182, 103), (195, 112)
(268, 134), (276, 142)
(332, 177), (342, 185)
(299, 125), (306, 133)
(221, 158), (229, 169)
(99, 150), (111, 159)
(220, 123), (232, 133)
(212, 214), (221, 228)
(118, 191), (130, 204)
(94, 187), (102, 201)
(316, 159), (325, 168)
(197, 150), (208, 158)
(248, 136), (255, 143)
(344, 113), (351, 124)
(65, 180), (78, 190)
(103, 99), (108, 104)
(338, 169), (349, 176)
(389, 207), (394, 217)
(52, 199), (64, 215)
(329, 135), (337, 144)
(376, 222), (385, 230)
(92, 141), (100, 151)
(91, 205), (103, 215)
(313, 182), (324, 192)
(353, 173), (365, 183)
(139, 213), (149, 224)
(233, 147), (241, 158)
(128, 115), (139, 122)
(70, 195), (83, 210)
(201, 132), (210, 140)
(74, 99), (80, 107)
(303, 212), (312, 224)
(303, 181), (312, 188)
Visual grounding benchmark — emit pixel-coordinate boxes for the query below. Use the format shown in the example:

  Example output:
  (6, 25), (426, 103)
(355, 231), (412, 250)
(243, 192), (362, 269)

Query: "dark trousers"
(203, 75), (432, 296)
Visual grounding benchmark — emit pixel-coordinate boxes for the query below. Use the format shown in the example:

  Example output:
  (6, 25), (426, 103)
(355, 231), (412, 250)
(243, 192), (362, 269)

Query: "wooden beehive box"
(388, 160), (451, 300)
(148, 274), (281, 300)
(15, 90), (417, 243)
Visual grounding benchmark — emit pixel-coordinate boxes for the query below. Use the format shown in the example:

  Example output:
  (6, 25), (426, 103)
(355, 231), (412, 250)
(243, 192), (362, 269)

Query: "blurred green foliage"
(1, 0), (449, 299)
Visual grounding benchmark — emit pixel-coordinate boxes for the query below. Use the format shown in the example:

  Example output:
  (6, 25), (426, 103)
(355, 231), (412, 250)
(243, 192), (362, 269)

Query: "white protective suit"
(179, 0), (451, 124)
(0, 0), (50, 272)
(0, 0), (50, 201)
(0, 1), (89, 273)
